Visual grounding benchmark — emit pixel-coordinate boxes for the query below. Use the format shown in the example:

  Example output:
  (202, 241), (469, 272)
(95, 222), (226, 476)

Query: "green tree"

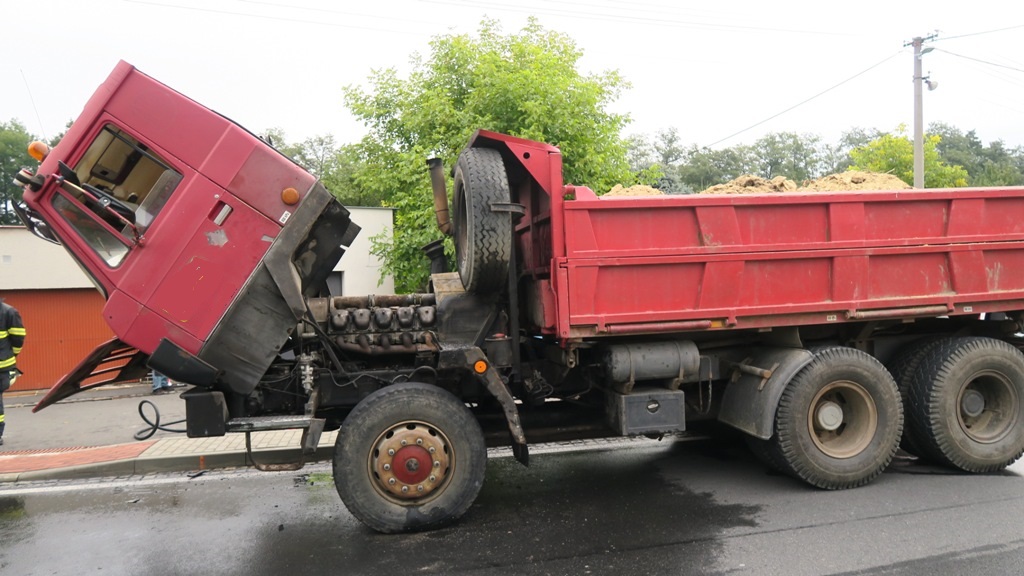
(676, 144), (755, 191)
(344, 18), (635, 292)
(625, 129), (688, 193)
(0, 119), (35, 225)
(850, 125), (969, 188)
(820, 128), (880, 175)
(929, 122), (1023, 186)
(750, 132), (823, 182)
(290, 134), (340, 180)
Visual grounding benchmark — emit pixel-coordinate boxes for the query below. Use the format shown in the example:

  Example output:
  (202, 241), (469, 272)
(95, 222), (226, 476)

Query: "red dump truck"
(14, 61), (1024, 532)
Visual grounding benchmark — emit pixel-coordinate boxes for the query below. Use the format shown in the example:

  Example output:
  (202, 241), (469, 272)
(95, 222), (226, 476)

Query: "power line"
(934, 23), (1024, 42)
(704, 51), (904, 148)
(20, 69), (47, 141)
(934, 48), (1024, 74)
(238, 0), (436, 25)
(419, 0), (871, 37)
(124, 0), (434, 35)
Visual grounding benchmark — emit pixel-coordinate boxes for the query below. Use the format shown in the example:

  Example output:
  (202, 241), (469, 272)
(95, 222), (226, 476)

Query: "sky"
(3, 0), (1023, 152)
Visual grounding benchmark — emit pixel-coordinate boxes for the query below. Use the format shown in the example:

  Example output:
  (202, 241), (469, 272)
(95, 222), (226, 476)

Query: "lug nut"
(388, 478), (396, 485)
(401, 486), (409, 493)
(416, 438), (423, 445)
(417, 485), (424, 492)
(383, 463), (391, 471)
(401, 440), (408, 446)
(428, 447), (435, 453)
(433, 460), (440, 468)
(429, 475), (436, 482)
(388, 449), (395, 456)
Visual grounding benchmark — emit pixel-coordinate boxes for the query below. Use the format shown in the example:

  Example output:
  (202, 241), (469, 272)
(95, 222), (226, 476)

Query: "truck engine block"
(326, 294), (438, 355)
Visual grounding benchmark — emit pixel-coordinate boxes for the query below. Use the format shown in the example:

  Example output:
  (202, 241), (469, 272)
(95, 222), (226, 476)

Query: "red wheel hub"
(391, 445), (432, 485)
(370, 422), (451, 501)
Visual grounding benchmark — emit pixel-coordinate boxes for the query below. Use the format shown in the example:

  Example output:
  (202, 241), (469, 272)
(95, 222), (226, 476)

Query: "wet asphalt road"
(1, 437), (1023, 576)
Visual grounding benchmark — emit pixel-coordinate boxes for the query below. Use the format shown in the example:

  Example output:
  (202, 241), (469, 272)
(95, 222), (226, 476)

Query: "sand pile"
(603, 184), (666, 197)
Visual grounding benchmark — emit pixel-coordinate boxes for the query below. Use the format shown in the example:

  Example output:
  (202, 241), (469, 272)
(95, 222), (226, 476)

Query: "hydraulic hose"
(133, 399), (187, 441)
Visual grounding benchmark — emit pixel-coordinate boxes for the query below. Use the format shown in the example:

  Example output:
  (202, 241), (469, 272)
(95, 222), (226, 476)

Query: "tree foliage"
(343, 18), (636, 292)
(928, 122), (1023, 186)
(0, 119), (35, 225)
(849, 125), (969, 188)
(625, 124), (1011, 192)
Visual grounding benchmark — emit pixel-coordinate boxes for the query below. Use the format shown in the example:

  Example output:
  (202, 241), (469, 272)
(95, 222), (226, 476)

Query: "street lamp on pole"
(910, 34), (937, 188)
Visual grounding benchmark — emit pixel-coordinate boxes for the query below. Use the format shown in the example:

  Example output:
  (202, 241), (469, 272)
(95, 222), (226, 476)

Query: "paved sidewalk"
(0, 383), (335, 483)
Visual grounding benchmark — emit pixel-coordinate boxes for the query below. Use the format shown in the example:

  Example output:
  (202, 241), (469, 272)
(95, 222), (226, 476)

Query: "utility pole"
(907, 34), (938, 188)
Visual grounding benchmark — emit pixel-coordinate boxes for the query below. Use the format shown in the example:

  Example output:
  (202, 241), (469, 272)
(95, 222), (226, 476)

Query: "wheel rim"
(956, 370), (1019, 443)
(807, 380), (878, 459)
(368, 420), (453, 503)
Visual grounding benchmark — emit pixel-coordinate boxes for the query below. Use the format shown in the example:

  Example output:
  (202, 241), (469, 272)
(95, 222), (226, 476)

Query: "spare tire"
(452, 148), (511, 293)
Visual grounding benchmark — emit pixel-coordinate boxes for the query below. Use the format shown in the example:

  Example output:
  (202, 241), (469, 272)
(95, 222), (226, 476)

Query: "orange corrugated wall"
(1, 288), (114, 392)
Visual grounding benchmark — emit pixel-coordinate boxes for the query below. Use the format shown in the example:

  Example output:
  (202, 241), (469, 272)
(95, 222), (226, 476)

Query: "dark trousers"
(0, 371), (7, 438)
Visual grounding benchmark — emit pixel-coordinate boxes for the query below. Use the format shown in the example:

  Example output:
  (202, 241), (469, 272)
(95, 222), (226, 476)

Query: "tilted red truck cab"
(15, 61), (1024, 533)
(20, 61), (357, 407)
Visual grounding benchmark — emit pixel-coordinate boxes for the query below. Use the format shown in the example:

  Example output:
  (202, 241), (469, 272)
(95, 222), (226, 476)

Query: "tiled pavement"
(0, 423), (339, 483)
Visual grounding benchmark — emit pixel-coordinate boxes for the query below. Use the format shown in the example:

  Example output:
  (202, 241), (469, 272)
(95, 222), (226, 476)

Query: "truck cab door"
(52, 122), (279, 356)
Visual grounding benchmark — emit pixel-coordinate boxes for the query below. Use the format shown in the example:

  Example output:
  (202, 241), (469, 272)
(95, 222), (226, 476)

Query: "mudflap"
(440, 346), (529, 466)
(717, 347), (815, 440)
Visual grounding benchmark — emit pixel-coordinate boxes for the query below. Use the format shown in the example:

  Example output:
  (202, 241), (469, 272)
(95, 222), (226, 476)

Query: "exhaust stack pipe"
(427, 158), (452, 236)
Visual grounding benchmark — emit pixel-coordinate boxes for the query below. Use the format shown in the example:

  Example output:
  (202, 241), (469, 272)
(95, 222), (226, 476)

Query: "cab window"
(53, 192), (130, 267)
(71, 125), (182, 231)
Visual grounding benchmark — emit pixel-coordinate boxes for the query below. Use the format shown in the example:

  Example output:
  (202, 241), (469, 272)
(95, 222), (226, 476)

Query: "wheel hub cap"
(960, 389), (986, 418)
(815, 401), (844, 431)
(372, 424), (450, 501)
(957, 372), (1019, 443)
(807, 380), (878, 459)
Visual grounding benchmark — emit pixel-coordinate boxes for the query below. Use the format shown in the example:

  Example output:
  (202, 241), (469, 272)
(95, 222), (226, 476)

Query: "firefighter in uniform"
(1, 298), (27, 446)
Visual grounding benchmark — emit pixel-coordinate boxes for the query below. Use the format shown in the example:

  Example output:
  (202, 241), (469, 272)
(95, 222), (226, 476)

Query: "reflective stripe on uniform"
(8, 327), (25, 336)
(0, 330), (7, 338)
(0, 357), (15, 368)
(0, 415), (5, 423)
(12, 347), (21, 354)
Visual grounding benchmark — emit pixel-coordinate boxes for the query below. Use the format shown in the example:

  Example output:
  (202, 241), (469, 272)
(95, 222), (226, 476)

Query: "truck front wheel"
(333, 382), (487, 533)
(773, 347), (903, 489)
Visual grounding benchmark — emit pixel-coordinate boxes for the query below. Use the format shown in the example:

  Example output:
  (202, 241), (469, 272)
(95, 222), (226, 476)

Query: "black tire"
(906, 337), (1024, 473)
(745, 435), (790, 475)
(333, 382), (487, 533)
(885, 337), (952, 456)
(774, 347), (903, 489)
(746, 346), (841, 477)
(452, 148), (511, 293)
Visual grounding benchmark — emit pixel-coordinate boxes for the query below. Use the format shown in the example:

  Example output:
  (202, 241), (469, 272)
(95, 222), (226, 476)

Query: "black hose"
(134, 399), (187, 440)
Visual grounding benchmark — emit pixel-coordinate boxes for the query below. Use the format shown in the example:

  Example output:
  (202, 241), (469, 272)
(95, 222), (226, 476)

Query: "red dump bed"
(554, 186), (1024, 339)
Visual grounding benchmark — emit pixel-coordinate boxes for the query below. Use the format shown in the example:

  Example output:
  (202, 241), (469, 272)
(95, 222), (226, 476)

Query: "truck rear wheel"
(333, 382), (487, 533)
(886, 336), (951, 456)
(452, 147), (511, 293)
(906, 337), (1024, 472)
(774, 347), (903, 489)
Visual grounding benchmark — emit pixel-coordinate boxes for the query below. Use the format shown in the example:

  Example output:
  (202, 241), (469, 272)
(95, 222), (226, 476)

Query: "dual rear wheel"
(750, 347), (903, 489)
(753, 338), (1024, 488)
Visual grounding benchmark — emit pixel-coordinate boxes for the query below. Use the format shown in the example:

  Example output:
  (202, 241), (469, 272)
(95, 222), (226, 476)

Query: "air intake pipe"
(427, 158), (452, 236)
